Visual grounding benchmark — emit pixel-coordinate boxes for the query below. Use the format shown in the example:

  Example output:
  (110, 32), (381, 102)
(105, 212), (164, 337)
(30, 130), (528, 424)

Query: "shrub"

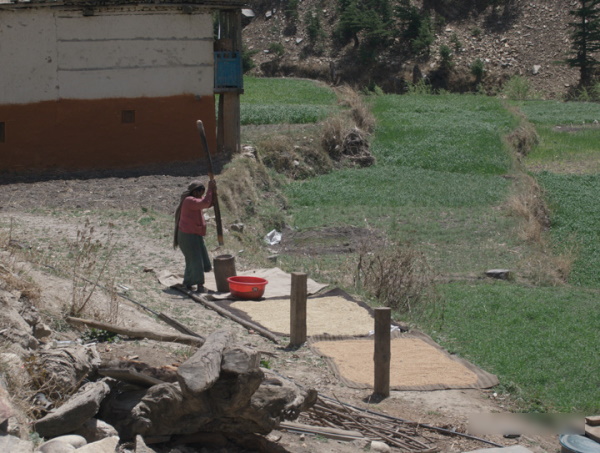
(305, 9), (325, 47)
(439, 44), (453, 69)
(355, 242), (437, 315)
(502, 75), (533, 100)
(406, 79), (432, 94)
(269, 42), (285, 57)
(242, 47), (259, 73)
(285, 0), (299, 23)
(450, 32), (463, 52)
(470, 58), (485, 84)
(408, 14), (434, 55)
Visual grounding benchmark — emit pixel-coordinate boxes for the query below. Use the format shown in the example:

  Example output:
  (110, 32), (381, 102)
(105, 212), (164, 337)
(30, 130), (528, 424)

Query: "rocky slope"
(243, 0), (581, 99)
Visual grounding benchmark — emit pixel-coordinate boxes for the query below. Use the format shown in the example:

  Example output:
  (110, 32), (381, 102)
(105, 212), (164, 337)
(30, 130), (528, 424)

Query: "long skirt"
(177, 231), (211, 287)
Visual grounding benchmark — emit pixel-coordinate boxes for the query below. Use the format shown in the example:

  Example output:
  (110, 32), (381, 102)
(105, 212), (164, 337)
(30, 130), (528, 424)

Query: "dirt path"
(0, 175), (558, 453)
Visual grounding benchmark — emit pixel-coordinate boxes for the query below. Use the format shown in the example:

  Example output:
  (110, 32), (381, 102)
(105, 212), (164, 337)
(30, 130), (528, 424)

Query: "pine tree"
(568, 0), (600, 87)
(335, 0), (394, 53)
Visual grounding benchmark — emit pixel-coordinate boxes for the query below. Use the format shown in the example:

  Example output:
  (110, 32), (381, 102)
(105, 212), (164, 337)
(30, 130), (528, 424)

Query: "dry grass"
(68, 220), (117, 317)
(321, 86), (376, 165)
(501, 107), (574, 286)
(336, 85), (376, 134)
(0, 228), (42, 306)
(503, 102), (539, 159)
(505, 173), (550, 244)
(354, 240), (437, 315)
(218, 154), (280, 218)
(257, 133), (333, 180)
(0, 264), (42, 306)
(520, 247), (576, 287)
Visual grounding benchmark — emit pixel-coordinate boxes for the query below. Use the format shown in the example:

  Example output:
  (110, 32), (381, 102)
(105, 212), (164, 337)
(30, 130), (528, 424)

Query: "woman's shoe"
(195, 286), (206, 294)
(185, 284), (194, 291)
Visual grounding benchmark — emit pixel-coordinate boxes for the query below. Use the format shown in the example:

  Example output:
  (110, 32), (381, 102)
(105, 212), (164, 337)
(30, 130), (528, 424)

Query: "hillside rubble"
(243, 0), (580, 99)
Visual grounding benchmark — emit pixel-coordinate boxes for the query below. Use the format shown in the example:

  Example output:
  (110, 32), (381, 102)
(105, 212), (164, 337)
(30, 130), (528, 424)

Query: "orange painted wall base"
(0, 95), (217, 173)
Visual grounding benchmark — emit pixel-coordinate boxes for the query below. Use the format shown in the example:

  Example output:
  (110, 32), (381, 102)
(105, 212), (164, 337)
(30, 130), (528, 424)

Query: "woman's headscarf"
(173, 181), (205, 249)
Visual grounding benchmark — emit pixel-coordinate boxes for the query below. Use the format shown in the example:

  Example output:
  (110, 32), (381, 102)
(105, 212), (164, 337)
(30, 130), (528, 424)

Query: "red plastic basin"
(227, 276), (268, 300)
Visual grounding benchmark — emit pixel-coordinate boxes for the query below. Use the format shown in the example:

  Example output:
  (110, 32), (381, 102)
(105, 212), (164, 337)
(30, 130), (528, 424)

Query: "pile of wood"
(1, 324), (317, 452)
(292, 397), (437, 452)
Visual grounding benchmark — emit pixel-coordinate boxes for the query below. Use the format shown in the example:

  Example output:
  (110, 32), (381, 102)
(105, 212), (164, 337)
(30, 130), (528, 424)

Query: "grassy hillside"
(241, 78), (600, 413)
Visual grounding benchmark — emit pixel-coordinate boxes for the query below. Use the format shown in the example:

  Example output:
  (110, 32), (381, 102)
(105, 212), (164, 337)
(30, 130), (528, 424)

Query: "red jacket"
(178, 189), (213, 236)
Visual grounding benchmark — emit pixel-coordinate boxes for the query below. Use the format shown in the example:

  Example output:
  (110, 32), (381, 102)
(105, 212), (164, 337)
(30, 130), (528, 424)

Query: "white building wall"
(0, 7), (214, 104)
(0, 9), (60, 104)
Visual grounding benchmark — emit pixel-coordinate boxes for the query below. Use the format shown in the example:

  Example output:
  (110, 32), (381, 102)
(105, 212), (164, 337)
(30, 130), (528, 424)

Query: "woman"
(173, 179), (216, 292)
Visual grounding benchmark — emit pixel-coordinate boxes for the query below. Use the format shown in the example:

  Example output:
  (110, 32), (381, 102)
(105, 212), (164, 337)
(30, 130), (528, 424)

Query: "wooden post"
(289, 272), (307, 347)
(373, 307), (391, 398)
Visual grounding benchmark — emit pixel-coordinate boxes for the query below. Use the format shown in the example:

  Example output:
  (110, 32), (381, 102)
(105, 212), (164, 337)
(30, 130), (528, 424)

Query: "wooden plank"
(586, 424), (600, 443)
(587, 415), (600, 427)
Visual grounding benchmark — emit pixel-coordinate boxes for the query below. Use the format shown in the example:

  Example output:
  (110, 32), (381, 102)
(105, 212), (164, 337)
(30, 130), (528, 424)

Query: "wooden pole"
(373, 307), (391, 398)
(289, 272), (308, 347)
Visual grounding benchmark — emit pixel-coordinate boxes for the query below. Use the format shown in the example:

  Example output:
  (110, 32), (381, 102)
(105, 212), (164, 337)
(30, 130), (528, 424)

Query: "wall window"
(0, 122), (5, 143)
(121, 110), (135, 124)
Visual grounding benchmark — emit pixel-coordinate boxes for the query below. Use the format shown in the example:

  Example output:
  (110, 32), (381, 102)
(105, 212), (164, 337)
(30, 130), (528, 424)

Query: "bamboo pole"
(66, 317), (204, 347)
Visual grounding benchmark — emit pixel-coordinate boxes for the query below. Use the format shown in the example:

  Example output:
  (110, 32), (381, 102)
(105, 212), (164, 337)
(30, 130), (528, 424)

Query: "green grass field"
(241, 80), (600, 413)
(520, 100), (600, 287)
(240, 77), (337, 125)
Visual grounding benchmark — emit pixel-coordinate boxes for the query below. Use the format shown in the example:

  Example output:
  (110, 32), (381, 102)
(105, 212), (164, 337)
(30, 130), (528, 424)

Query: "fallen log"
(173, 285), (279, 344)
(66, 317), (204, 347)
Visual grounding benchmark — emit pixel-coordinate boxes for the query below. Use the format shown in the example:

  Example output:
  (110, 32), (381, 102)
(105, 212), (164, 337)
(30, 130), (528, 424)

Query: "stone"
(0, 385), (14, 426)
(484, 269), (512, 280)
(34, 380), (112, 438)
(370, 440), (390, 452)
(38, 435), (86, 452)
(134, 435), (157, 453)
(0, 434), (34, 453)
(532, 64), (541, 75)
(230, 223), (244, 233)
(72, 418), (118, 443)
(34, 323), (53, 339)
(72, 436), (119, 453)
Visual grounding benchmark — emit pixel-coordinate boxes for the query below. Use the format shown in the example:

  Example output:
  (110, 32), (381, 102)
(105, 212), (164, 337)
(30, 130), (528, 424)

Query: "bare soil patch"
(0, 173), (558, 453)
(277, 226), (384, 255)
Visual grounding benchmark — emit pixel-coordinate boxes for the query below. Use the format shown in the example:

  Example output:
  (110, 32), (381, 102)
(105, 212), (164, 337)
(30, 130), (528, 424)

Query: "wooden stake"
(290, 272), (307, 347)
(373, 307), (391, 398)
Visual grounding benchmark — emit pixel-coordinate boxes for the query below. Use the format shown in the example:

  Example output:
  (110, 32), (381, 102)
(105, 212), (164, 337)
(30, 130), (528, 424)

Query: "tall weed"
(68, 220), (116, 316)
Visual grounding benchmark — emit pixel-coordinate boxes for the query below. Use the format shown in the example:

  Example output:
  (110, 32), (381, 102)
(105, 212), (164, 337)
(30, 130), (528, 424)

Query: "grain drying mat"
(309, 330), (499, 391)
(218, 288), (406, 337)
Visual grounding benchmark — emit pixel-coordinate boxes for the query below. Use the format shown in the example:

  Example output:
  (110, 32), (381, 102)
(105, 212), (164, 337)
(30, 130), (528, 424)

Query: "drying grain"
(313, 338), (479, 387)
(230, 296), (374, 336)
